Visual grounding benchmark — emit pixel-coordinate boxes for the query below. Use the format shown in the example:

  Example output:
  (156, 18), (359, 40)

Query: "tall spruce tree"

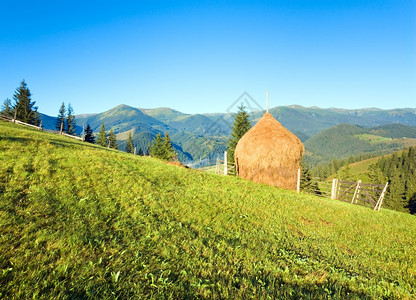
(138, 147), (144, 156)
(108, 129), (118, 149)
(97, 123), (107, 147)
(13, 80), (39, 125)
(66, 103), (76, 135)
(84, 124), (95, 144)
(149, 133), (164, 158)
(126, 132), (134, 153)
(56, 102), (66, 131)
(300, 164), (321, 195)
(227, 104), (251, 165)
(1, 98), (13, 117)
(162, 132), (176, 161)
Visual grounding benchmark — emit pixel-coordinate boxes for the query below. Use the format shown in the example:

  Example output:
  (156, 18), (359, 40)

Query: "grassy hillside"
(1, 121), (416, 299)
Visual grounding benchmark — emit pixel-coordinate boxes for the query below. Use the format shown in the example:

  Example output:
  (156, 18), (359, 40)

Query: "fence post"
(331, 179), (339, 200)
(224, 151), (228, 175)
(13, 110), (17, 123)
(296, 168), (301, 193)
(352, 180), (361, 204)
(374, 182), (389, 211)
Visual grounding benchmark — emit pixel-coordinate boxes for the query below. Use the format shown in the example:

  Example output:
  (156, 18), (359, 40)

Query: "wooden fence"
(215, 151), (388, 211)
(300, 176), (333, 198)
(0, 114), (84, 141)
(332, 179), (388, 211)
(215, 151), (236, 175)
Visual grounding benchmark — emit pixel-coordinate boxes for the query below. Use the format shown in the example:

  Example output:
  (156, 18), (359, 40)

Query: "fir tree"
(13, 80), (39, 125)
(1, 98), (13, 117)
(368, 163), (387, 185)
(108, 129), (118, 150)
(138, 148), (144, 156)
(338, 165), (354, 182)
(126, 132), (134, 153)
(300, 165), (321, 195)
(227, 104), (251, 165)
(97, 123), (107, 147)
(56, 102), (66, 131)
(66, 103), (76, 135)
(84, 124), (95, 144)
(149, 133), (164, 158)
(162, 132), (176, 161)
(407, 193), (416, 215)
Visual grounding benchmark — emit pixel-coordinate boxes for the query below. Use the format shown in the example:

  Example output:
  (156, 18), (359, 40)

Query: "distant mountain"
(253, 106), (416, 138)
(38, 104), (416, 167)
(140, 107), (187, 123)
(76, 104), (170, 134)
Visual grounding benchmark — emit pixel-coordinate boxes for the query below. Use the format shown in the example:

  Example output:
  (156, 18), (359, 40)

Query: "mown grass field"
(1, 120), (416, 299)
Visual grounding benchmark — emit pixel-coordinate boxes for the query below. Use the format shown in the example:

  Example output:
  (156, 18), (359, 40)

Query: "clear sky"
(0, 0), (415, 116)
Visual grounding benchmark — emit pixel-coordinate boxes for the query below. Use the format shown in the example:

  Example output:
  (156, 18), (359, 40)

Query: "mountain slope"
(76, 104), (171, 134)
(1, 120), (415, 298)
(140, 107), (187, 123)
(304, 123), (416, 166)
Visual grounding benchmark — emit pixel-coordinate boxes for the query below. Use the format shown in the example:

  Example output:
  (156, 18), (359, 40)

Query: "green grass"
(328, 157), (380, 182)
(355, 134), (392, 144)
(1, 120), (416, 299)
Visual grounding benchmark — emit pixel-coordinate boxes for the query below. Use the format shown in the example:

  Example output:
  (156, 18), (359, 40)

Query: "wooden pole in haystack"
(266, 89), (269, 113)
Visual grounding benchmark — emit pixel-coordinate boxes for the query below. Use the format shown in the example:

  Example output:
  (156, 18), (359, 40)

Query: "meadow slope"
(0, 121), (415, 299)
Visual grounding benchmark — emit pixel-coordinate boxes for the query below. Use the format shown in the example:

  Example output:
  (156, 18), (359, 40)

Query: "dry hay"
(234, 112), (304, 190)
(163, 161), (189, 168)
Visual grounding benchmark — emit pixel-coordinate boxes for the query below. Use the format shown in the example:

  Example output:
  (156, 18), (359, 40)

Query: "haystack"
(234, 112), (304, 190)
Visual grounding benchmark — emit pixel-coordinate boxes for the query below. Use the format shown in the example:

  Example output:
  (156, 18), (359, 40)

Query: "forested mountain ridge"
(304, 123), (416, 167)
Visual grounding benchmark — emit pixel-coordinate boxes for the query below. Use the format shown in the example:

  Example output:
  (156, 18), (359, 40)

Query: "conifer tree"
(338, 165), (354, 181)
(1, 98), (13, 117)
(66, 103), (76, 135)
(13, 80), (39, 125)
(149, 133), (164, 158)
(56, 102), (66, 131)
(97, 123), (107, 147)
(138, 147), (144, 156)
(162, 132), (176, 160)
(108, 129), (118, 149)
(126, 132), (134, 153)
(227, 104), (251, 164)
(368, 163), (386, 185)
(300, 164), (321, 195)
(84, 124), (95, 144)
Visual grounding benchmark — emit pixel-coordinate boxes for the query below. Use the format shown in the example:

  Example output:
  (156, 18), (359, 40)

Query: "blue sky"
(0, 0), (415, 116)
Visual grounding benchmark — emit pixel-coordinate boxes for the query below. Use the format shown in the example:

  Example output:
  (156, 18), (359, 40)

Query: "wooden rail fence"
(1, 114), (84, 141)
(215, 151), (388, 211)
